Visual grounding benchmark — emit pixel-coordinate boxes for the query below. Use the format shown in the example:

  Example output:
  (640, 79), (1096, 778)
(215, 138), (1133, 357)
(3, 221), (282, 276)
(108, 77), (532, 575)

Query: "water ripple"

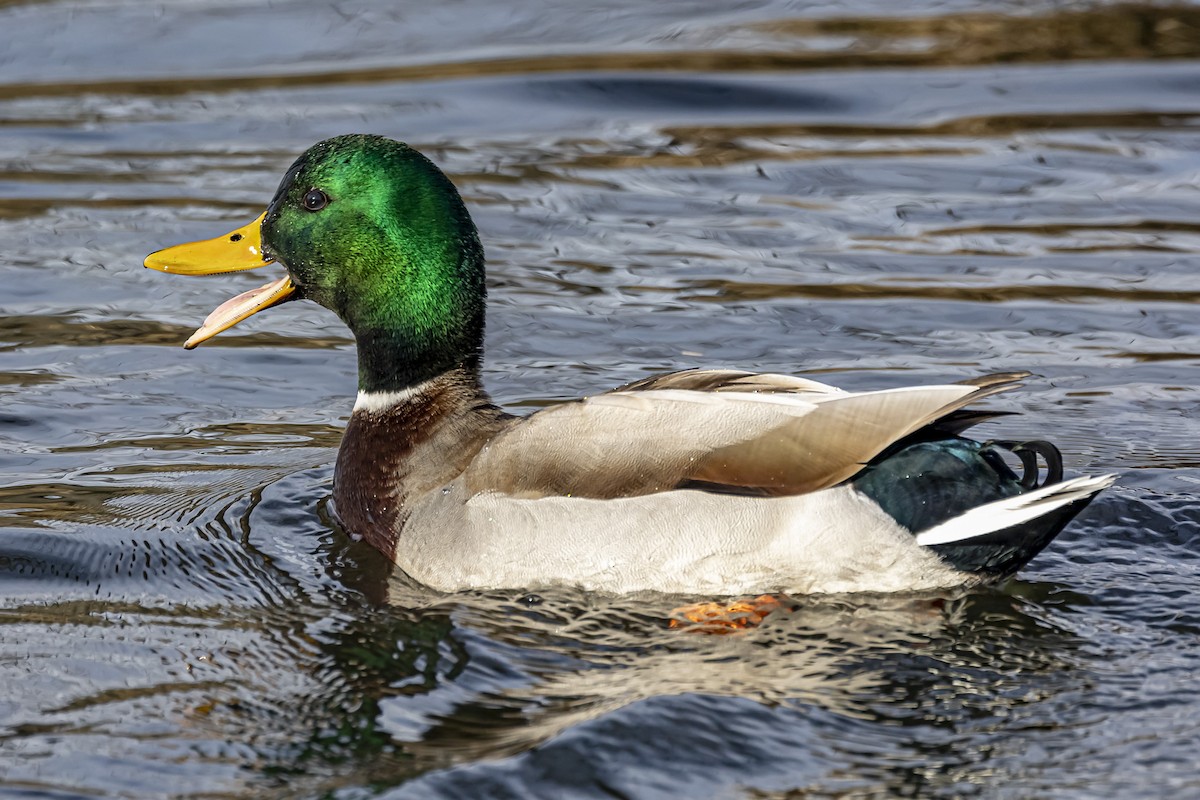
(0, 0), (1198, 796)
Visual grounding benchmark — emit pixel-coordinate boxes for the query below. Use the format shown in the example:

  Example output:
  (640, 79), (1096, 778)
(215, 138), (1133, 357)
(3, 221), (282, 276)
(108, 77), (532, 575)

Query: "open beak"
(144, 212), (297, 348)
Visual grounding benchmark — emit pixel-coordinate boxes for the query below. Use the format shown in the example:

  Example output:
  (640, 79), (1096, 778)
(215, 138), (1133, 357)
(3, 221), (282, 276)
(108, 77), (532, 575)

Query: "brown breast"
(332, 371), (509, 560)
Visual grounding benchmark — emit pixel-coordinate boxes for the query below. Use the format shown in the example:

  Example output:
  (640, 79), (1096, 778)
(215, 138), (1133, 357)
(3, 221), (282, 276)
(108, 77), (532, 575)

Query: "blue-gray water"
(2, 1), (1199, 797)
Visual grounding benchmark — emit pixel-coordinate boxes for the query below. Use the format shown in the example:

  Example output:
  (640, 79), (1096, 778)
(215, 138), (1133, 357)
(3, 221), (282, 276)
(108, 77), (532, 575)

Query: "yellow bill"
(144, 212), (271, 275)
(145, 212), (297, 347)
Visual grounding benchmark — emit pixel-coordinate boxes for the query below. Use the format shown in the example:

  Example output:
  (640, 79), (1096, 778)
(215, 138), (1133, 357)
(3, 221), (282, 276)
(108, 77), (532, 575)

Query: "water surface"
(2, 1), (1200, 797)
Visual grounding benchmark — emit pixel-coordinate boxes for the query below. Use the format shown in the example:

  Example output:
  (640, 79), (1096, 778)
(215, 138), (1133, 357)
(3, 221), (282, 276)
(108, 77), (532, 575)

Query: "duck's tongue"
(184, 276), (296, 349)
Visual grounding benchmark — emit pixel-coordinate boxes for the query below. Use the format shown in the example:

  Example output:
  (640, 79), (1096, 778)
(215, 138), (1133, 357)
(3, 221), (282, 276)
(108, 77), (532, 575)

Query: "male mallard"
(145, 134), (1114, 596)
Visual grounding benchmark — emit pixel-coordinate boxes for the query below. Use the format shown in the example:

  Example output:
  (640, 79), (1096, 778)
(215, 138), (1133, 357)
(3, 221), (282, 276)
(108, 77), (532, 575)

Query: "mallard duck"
(145, 134), (1114, 596)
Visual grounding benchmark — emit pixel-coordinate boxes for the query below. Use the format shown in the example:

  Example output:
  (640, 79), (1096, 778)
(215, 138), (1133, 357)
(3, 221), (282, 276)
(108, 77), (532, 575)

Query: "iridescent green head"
(144, 135), (487, 393)
(265, 135), (486, 391)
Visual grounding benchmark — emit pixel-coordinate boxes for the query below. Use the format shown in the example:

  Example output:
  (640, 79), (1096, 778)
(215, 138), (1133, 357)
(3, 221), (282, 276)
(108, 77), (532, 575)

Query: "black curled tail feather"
(982, 439), (1063, 489)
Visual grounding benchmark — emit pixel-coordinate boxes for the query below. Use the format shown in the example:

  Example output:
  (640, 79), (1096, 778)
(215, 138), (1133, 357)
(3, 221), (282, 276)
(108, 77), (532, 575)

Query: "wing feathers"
(693, 384), (998, 493)
(615, 368), (846, 398)
(465, 371), (1024, 499)
(957, 370), (1031, 388)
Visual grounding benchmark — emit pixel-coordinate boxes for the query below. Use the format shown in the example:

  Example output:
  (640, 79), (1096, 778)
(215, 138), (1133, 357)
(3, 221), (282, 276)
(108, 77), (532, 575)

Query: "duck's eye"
(303, 188), (329, 212)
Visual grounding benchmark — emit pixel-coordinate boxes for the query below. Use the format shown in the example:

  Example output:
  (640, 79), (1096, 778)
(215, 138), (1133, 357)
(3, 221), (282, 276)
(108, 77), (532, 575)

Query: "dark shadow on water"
(522, 76), (851, 114)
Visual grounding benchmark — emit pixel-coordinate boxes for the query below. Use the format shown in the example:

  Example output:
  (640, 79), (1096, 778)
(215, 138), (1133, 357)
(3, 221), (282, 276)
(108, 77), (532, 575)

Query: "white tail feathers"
(915, 474), (1117, 547)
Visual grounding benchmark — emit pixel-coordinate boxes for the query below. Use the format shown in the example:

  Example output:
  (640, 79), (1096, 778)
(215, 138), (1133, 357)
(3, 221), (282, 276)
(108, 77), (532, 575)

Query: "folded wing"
(464, 371), (1026, 499)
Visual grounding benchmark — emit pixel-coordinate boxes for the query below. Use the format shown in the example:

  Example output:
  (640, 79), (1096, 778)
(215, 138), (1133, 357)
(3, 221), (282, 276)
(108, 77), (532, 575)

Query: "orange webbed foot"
(668, 594), (790, 633)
